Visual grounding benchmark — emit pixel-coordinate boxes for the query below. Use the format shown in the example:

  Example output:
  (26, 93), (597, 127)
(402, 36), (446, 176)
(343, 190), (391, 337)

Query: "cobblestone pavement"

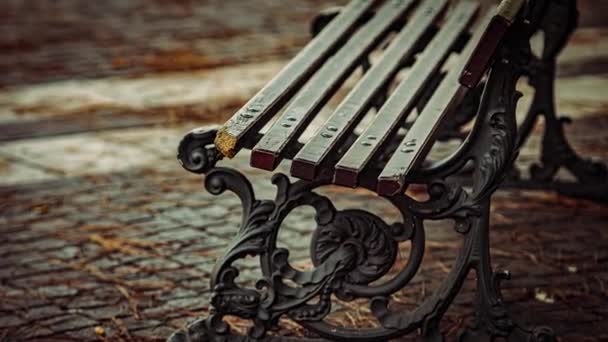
(1, 1), (608, 342)
(1, 149), (607, 341)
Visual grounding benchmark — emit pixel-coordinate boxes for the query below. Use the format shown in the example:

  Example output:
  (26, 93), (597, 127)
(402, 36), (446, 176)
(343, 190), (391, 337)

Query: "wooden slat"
(459, 0), (525, 87)
(290, 0), (449, 181)
(213, 0), (375, 158)
(249, 0), (418, 171)
(376, 9), (495, 196)
(333, 1), (480, 188)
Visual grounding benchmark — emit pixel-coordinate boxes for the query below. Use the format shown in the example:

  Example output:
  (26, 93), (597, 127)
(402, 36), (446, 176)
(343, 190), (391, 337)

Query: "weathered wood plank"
(290, 0), (449, 181)
(213, 0), (376, 158)
(333, 1), (480, 188)
(250, 0), (420, 171)
(376, 9), (495, 196)
(459, 0), (525, 87)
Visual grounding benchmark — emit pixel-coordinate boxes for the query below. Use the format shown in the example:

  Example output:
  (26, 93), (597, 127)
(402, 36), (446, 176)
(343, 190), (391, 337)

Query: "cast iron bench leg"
(457, 199), (554, 342)
(169, 149), (555, 342)
(513, 0), (608, 201)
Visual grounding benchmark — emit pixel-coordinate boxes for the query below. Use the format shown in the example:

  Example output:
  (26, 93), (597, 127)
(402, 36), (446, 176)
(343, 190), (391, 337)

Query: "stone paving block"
(1, 238), (67, 257)
(5, 228), (50, 244)
(156, 287), (199, 302)
(114, 317), (165, 333)
(36, 285), (79, 299)
(130, 215), (184, 234)
(0, 251), (45, 268)
(24, 305), (66, 321)
(113, 211), (156, 225)
(0, 314), (25, 328)
(145, 228), (206, 243)
(19, 325), (56, 340)
(45, 246), (80, 260)
(142, 297), (204, 317)
(44, 315), (99, 335)
(0, 154), (57, 185)
(62, 326), (109, 341)
(154, 267), (207, 285)
(82, 304), (130, 321)
(159, 207), (214, 227)
(175, 278), (211, 293)
(169, 253), (213, 268)
(66, 297), (111, 311)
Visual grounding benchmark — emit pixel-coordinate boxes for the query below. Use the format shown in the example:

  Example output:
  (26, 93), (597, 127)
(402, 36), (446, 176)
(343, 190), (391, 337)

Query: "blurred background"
(1, 1), (607, 341)
(1, 0), (607, 86)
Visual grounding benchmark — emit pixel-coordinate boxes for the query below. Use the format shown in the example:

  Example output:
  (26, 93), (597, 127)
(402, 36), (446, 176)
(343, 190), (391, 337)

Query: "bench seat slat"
(290, 0), (449, 181)
(213, 0), (375, 158)
(376, 10), (495, 196)
(250, 0), (418, 171)
(333, 1), (480, 188)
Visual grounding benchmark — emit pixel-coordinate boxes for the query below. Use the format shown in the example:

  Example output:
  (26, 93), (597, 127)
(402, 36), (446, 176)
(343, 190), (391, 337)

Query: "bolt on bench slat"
(376, 9), (495, 196)
(249, 0), (419, 171)
(213, 0), (375, 158)
(290, 0), (449, 181)
(333, 1), (480, 188)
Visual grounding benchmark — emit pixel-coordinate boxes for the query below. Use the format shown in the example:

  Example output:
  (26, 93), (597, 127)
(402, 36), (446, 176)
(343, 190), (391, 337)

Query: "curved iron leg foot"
(506, 325), (557, 342)
(459, 312), (556, 342)
(506, 111), (608, 202)
(459, 325), (556, 342)
(515, 75), (608, 203)
(511, 0), (608, 202)
(528, 115), (608, 201)
(458, 201), (556, 342)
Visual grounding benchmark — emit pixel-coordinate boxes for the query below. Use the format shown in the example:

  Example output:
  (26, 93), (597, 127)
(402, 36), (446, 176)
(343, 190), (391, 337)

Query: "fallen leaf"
(534, 288), (555, 304)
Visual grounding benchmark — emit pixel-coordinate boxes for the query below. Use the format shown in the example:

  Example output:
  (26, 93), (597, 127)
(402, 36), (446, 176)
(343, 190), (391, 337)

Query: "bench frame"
(169, 1), (604, 341)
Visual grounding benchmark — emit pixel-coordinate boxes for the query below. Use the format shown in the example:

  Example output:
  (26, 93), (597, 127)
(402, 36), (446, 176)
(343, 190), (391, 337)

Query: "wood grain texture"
(290, 0), (449, 180)
(376, 9), (495, 196)
(333, 1), (480, 188)
(213, 0), (375, 158)
(250, 0), (418, 170)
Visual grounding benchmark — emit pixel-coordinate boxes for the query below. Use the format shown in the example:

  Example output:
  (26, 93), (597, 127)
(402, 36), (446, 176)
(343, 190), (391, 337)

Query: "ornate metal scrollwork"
(168, 110), (554, 342)
(168, 2), (563, 341)
(177, 128), (223, 174)
(169, 158), (427, 341)
(311, 209), (397, 286)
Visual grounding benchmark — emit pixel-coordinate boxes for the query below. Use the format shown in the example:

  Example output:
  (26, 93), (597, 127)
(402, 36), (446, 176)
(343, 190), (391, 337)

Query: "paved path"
(1, 1), (608, 341)
(0, 0), (344, 87)
(1, 152), (607, 341)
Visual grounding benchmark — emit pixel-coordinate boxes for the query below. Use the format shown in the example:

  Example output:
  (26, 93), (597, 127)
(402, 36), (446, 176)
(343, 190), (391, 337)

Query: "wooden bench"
(170, 0), (598, 341)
